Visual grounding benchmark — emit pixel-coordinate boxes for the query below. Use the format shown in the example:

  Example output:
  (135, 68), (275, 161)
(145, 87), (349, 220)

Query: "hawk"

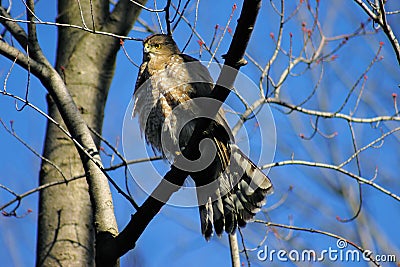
(133, 34), (273, 240)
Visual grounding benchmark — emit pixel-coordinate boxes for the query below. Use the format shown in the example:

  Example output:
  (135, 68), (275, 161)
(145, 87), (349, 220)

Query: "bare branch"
(170, 1), (219, 63)
(261, 0), (284, 97)
(0, 176), (82, 213)
(263, 159), (400, 202)
(0, 6), (28, 48)
(0, 14), (141, 40)
(267, 97), (400, 123)
(237, 228), (250, 267)
(128, 0), (163, 12)
(25, 0), (46, 62)
(335, 43), (382, 114)
(180, 0), (200, 52)
(76, 0), (89, 30)
(165, 0), (172, 35)
(339, 126), (400, 168)
(172, 0), (192, 31)
(0, 118), (67, 182)
(0, 40), (44, 76)
(136, 17), (157, 33)
(207, 4), (237, 67)
(0, 155), (161, 212)
(153, 0), (164, 33)
(337, 122), (363, 223)
(353, 0), (378, 19)
(353, 0), (400, 64)
(0, 87), (139, 211)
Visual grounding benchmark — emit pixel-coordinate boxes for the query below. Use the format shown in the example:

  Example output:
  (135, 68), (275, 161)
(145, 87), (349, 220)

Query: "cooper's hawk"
(133, 34), (273, 240)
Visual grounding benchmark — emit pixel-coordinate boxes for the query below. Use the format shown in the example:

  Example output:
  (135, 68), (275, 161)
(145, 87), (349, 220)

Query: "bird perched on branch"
(133, 34), (273, 240)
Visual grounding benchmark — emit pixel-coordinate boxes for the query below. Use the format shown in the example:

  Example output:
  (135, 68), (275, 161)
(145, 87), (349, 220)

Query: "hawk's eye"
(154, 44), (161, 49)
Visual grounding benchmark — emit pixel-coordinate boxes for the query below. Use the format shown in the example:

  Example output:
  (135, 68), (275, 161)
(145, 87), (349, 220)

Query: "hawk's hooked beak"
(143, 43), (150, 54)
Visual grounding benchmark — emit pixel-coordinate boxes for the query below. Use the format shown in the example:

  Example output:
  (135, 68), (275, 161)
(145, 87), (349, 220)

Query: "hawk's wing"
(134, 61), (148, 96)
(179, 54), (214, 97)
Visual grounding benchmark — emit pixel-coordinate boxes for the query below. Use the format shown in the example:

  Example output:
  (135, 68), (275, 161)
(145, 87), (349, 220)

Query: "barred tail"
(196, 144), (273, 240)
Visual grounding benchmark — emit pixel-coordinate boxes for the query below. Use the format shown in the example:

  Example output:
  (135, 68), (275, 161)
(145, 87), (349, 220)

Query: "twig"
(154, 0), (164, 33)
(136, 17), (157, 33)
(0, 118), (68, 182)
(129, 0), (164, 12)
(15, 45), (30, 111)
(170, 0), (181, 24)
(339, 126), (400, 168)
(207, 4), (237, 67)
(262, 159), (400, 202)
(0, 6), (29, 48)
(260, 0), (284, 97)
(0, 89), (139, 210)
(334, 43), (382, 114)
(353, 0), (400, 64)
(0, 156), (162, 212)
(119, 39), (140, 68)
(0, 14), (142, 41)
(172, 0), (191, 31)
(3, 54), (18, 92)
(89, 0), (96, 31)
(237, 228), (251, 267)
(170, 1), (220, 64)
(76, 0), (89, 29)
(0, 176), (82, 212)
(337, 122), (363, 223)
(181, 0), (200, 52)
(267, 98), (400, 123)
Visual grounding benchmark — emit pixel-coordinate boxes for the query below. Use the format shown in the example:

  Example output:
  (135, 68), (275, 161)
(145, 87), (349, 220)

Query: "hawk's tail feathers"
(197, 145), (273, 240)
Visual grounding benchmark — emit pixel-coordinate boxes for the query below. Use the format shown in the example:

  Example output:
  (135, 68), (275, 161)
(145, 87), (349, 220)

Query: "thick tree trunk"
(36, 1), (109, 265)
(36, 1), (146, 265)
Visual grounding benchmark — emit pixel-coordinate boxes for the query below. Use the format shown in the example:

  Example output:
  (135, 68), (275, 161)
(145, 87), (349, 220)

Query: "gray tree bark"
(36, 1), (146, 266)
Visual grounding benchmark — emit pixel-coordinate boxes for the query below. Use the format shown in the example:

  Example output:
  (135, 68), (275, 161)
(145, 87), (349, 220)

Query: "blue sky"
(1, 0), (399, 266)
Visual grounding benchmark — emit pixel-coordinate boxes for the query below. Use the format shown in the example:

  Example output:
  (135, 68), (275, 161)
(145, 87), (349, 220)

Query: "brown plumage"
(133, 34), (273, 240)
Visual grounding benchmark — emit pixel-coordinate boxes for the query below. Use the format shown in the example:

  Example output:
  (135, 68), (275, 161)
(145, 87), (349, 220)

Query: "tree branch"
(25, 0), (45, 62)
(0, 6), (28, 48)
(0, 154), (160, 212)
(0, 13), (141, 40)
(353, 0), (400, 64)
(164, 0), (172, 35)
(0, 40), (44, 76)
(262, 160), (400, 202)
(267, 97), (400, 123)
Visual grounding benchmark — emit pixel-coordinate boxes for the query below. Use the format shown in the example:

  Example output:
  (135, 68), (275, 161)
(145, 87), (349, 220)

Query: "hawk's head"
(143, 34), (180, 59)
